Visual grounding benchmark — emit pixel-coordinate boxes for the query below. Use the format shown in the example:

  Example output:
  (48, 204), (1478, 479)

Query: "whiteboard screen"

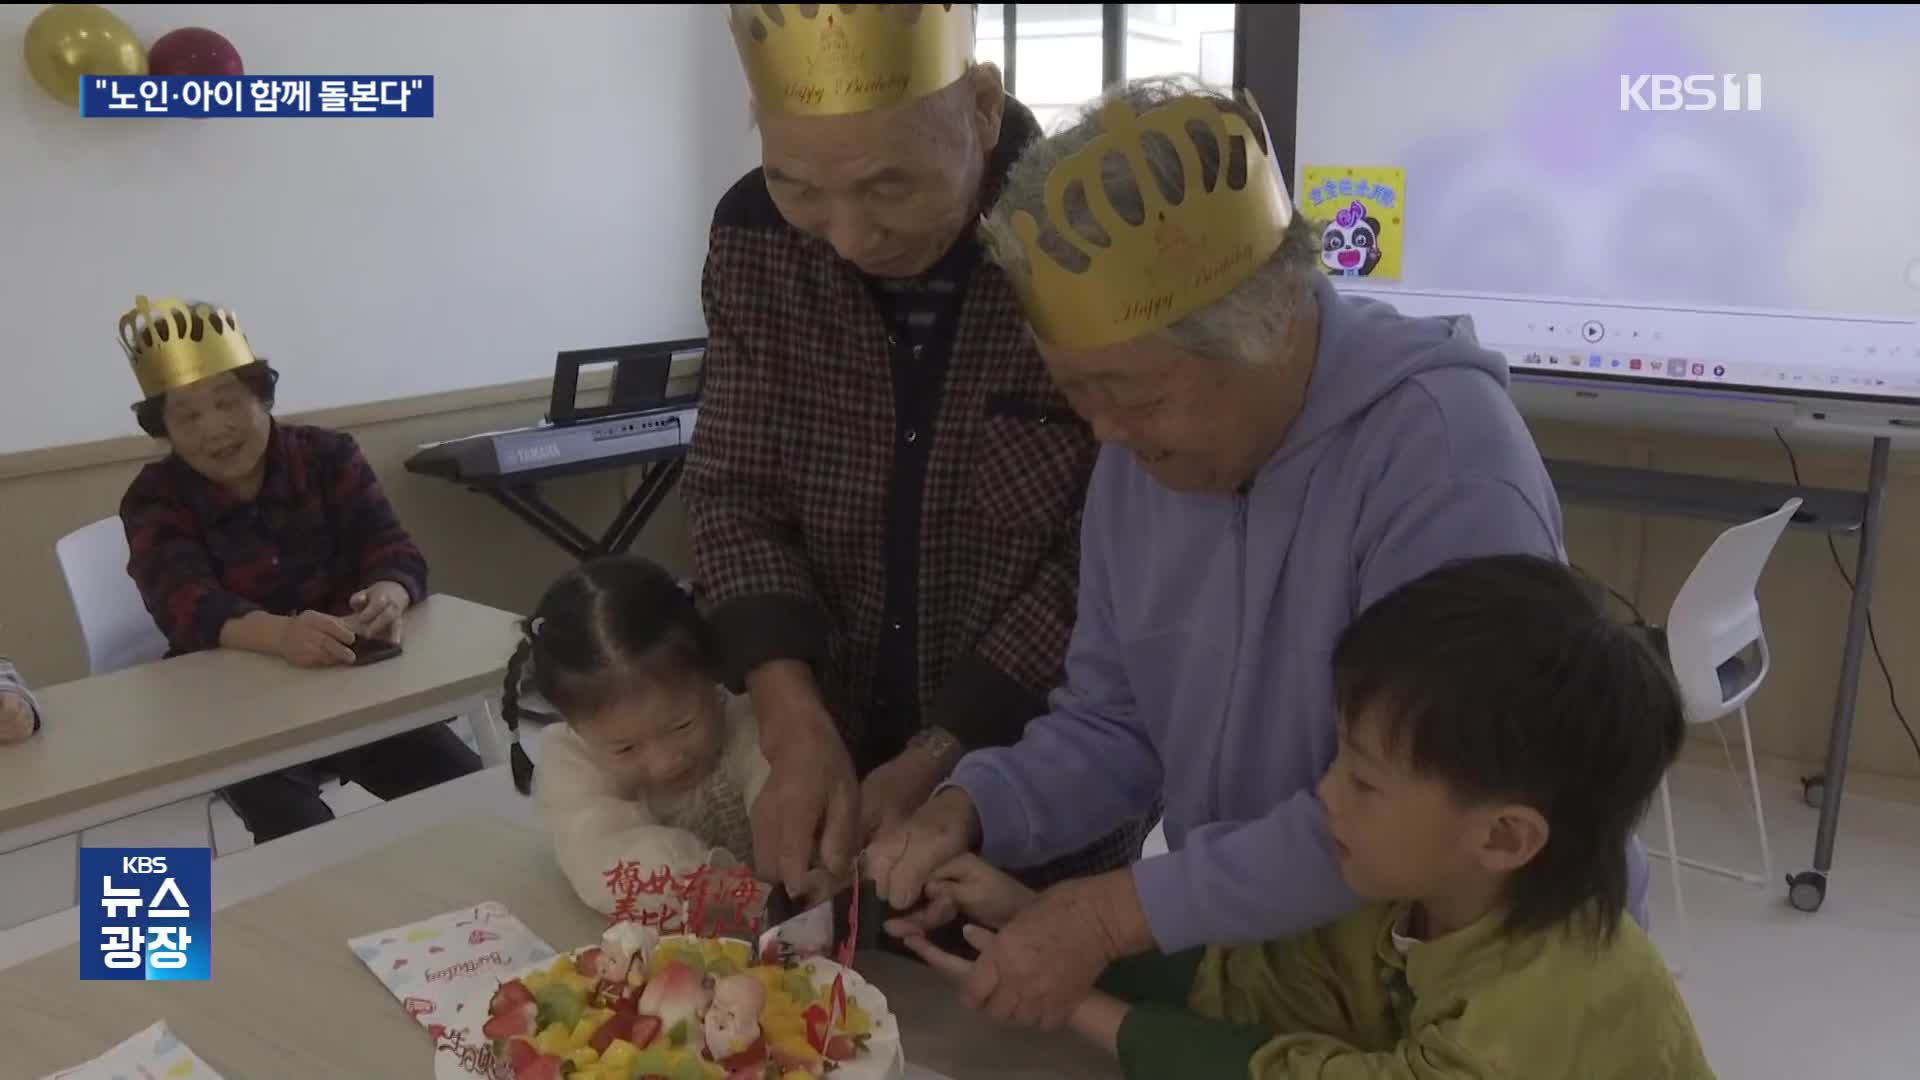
(1294, 4), (1920, 410)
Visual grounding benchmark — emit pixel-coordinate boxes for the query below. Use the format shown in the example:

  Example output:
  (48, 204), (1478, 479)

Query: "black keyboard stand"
(410, 443), (689, 562)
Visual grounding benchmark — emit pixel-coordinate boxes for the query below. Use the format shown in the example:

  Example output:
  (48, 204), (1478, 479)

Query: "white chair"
(55, 517), (168, 676)
(54, 517), (223, 852)
(1647, 497), (1801, 974)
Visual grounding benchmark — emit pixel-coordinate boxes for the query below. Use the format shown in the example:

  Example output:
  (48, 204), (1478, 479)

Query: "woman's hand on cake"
(866, 787), (982, 911)
(883, 853), (1036, 937)
(858, 737), (952, 848)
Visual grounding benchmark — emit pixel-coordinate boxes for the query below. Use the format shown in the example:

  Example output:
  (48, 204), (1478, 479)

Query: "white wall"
(0, 4), (757, 454)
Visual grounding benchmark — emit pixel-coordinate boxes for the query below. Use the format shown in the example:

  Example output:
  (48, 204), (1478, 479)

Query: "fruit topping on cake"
(703, 973), (767, 1062)
(476, 930), (883, 1080)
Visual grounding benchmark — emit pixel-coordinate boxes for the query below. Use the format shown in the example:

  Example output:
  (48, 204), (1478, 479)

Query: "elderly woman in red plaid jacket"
(115, 295), (480, 844)
(687, 5), (1153, 905)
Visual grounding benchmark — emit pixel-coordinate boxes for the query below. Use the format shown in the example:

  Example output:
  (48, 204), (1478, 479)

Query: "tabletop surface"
(0, 594), (523, 836)
(0, 815), (1120, 1080)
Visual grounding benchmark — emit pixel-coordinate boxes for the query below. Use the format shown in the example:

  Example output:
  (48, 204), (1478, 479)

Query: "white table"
(0, 766), (536, 971)
(0, 594), (523, 928)
(0, 773), (1119, 1079)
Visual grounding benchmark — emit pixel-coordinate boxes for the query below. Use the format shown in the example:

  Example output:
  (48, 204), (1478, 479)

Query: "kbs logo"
(1619, 74), (1763, 112)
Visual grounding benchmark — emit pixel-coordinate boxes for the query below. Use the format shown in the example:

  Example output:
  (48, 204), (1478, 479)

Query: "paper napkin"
(347, 901), (556, 1037)
(41, 1021), (223, 1080)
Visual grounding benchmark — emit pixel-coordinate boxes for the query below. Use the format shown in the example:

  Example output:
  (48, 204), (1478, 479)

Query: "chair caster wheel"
(1786, 871), (1826, 913)
(1800, 775), (1825, 809)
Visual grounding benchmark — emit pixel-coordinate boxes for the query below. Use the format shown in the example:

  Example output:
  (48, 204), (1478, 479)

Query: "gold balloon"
(23, 4), (147, 108)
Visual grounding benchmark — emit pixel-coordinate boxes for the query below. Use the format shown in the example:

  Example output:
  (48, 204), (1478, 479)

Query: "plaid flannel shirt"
(685, 101), (1092, 762)
(120, 422), (428, 657)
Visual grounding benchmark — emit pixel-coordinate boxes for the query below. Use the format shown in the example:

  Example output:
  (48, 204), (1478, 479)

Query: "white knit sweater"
(532, 692), (770, 919)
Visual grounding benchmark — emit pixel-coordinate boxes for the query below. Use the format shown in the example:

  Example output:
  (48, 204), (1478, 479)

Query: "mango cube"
(539, 1022), (576, 1057)
(601, 1039), (640, 1071)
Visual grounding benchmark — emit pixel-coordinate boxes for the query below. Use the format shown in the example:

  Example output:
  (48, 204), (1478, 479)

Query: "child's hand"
(901, 928), (1125, 1056)
(0, 693), (35, 744)
(883, 852), (1036, 938)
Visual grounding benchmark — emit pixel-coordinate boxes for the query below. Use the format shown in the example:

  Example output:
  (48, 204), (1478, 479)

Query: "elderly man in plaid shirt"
(688, 5), (1152, 905)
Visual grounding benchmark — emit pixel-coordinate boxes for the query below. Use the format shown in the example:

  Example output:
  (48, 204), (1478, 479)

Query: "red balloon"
(148, 27), (244, 78)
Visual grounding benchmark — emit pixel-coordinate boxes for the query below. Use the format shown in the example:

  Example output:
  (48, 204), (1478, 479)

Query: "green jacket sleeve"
(1247, 1030), (1499, 1078)
(1117, 1002), (1277, 1080)
(1097, 947), (1207, 1007)
(1122, 1019), (1510, 1080)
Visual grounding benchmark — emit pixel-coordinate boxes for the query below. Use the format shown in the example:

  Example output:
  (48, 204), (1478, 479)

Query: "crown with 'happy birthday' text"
(1008, 91), (1296, 351)
(118, 296), (258, 400)
(727, 4), (975, 116)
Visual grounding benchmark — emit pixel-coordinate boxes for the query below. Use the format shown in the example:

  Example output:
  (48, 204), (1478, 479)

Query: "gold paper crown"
(118, 296), (257, 400)
(728, 4), (975, 116)
(1008, 92), (1295, 350)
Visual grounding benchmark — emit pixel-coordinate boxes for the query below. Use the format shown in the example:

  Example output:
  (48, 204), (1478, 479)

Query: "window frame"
(988, 3), (1251, 99)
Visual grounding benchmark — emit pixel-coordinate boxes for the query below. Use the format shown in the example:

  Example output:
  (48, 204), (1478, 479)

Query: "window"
(1125, 4), (1239, 86)
(979, 4), (1108, 134)
(980, 5), (1244, 134)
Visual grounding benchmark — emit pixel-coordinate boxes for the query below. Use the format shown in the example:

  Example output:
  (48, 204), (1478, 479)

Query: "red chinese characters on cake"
(601, 861), (770, 937)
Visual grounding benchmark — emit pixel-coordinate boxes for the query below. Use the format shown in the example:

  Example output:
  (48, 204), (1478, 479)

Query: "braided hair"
(502, 556), (721, 795)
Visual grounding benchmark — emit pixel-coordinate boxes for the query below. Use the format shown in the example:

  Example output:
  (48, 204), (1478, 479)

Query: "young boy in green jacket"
(896, 554), (1716, 1079)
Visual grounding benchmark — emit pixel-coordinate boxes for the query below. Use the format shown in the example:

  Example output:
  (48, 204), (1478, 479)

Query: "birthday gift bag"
(41, 1021), (223, 1080)
(347, 901), (556, 1037)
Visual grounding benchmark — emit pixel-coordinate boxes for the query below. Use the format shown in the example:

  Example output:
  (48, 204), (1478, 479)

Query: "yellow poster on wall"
(1299, 165), (1404, 281)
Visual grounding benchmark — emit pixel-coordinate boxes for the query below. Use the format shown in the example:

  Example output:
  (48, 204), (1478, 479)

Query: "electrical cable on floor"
(1773, 427), (1920, 768)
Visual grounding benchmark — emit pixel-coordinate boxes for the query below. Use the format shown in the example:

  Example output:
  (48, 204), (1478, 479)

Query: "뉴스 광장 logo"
(81, 848), (212, 981)
(1620, 74), (1762, 112)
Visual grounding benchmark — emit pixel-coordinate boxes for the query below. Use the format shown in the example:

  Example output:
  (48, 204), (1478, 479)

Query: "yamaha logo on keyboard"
(513, 441), (564, 466)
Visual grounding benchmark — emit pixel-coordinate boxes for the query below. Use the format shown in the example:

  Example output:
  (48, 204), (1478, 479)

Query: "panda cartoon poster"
(1300, 165), (1404, 281)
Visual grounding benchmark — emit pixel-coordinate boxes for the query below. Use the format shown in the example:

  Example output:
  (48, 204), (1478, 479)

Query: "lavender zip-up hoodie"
(951, 277), (1649, 951)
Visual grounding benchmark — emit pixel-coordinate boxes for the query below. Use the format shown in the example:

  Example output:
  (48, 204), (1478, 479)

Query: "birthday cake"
(440, 924), (904, 1080)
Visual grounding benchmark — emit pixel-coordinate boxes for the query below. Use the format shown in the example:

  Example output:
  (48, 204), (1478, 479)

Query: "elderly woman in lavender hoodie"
(866, 77), (1650, 1029)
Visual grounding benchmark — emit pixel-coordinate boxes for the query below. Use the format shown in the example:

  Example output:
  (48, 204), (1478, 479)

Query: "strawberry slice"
(574, 947), (605, 977)
(589, 1010), (635, 1054)
(506, 1040), (540, 1072)
(628, 1013), (663, 1050)
(803, 1003), (830, 1054)
(489, 980), (535, 1015)
(720, 1035), (768, 1071)
(483, 1002), (537, 1041)
(824, 1035), (857, 1062)
(515, 1053), (564, 1080)
(772, 1046), (824, 1076)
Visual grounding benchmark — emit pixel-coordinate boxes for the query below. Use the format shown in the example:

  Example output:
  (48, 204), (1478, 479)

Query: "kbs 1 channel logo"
(79, 75), (434, 118)
(1619, 73), (1763, 112)
(80, 848), (212, 981)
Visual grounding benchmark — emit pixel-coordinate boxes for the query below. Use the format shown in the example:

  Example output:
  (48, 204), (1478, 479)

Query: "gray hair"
(980, 75), (1320, 366)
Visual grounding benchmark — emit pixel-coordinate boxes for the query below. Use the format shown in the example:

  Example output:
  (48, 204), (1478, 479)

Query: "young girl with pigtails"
(502, 556), (775, 924)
